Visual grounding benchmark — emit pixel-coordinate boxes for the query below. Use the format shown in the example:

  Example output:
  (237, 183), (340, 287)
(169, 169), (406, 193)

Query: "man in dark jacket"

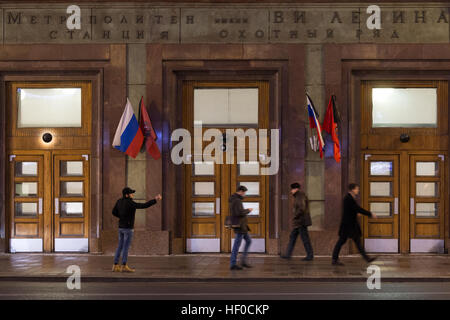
(281, 182), (314, 261)
(112, 187), (162, 272)
(331, 183), (377, 265)
(229, 185), (253, 270)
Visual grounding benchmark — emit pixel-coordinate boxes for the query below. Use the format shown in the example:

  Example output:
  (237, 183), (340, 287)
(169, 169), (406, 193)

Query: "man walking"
(281, 182), (314, 261)
(229, 186), (253, 270)
(332, 183), (377, 266)
(112, 187), (162, 272)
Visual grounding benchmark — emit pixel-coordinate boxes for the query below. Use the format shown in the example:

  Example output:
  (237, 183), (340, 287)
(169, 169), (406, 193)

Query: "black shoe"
(241, 263), (253, 268)
(281, 255), (291, 260)
(332, 260), (344, 266)
(302, 257), (314, 261)
(230, 265), (243, 270)
(366, 256), (377, 263)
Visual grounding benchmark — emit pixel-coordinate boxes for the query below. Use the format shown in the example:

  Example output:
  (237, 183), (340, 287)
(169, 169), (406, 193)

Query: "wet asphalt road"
(1, 281), (450, 300)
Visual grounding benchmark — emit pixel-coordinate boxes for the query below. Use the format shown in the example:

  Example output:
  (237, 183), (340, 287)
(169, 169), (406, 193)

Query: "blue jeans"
(230, 233), (252, 267)
(113, 228), (134, 265)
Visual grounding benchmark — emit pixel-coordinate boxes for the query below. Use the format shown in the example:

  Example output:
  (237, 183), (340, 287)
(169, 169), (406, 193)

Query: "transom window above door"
(194, 88), (258, 126)
(372, 88), (437, 128)
(17, 88), (82, 128)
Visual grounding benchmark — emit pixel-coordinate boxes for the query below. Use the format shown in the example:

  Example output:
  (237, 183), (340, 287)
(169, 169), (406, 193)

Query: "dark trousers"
(332, 235), (369, 261)
(285, 226), (314, 258)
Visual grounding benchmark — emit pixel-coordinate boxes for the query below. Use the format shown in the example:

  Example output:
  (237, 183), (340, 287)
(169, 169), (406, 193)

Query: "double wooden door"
(362, 152), (446, 253)
(8, 150), (90, 252)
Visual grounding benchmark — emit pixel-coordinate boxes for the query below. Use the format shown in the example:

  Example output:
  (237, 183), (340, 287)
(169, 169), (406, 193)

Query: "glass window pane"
(370, 202), (391, 217)
(61, 161), (83, 176)
(372, 88), (437, 128)
(193, 182), (215, 196)
(416, 162), (438, 176)
(243, 202), (259, 216)
(370, 161), (392, 176)
(61, 202), (83, 217)
(17, 88), (82, 128)
(15, 202), (37, 216)
(416, 203), (438, 217)
(15, 162), (37, 176)
(416, 182), (438, 197)
(192, 202), (215, 216)
(60, 181), (83, 197)
(370, 182), (392, 197)
(194, 88), (258, 125)
(239, 161), (260, 176)
(193, 162), (214, 176)
(238, 182), (260, 196)
(15, 182), (38, 197)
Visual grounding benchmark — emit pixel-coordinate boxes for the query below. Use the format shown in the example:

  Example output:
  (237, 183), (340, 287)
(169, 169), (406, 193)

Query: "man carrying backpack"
(112, 187), (162, 272)
(281, 182), (314, 261)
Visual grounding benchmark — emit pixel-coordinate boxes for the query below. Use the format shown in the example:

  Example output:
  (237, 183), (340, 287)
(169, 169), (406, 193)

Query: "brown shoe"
(112, 264), (121, 272)
(120, 264), (135, 273)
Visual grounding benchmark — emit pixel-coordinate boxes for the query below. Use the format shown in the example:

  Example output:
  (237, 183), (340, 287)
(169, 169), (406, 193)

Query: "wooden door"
(362, 154), (400, 252)
(53, 153), (90, 252)
(183, 81), (269, 253)
(8, 154), (46, 252)
(409, 154), (446, 252)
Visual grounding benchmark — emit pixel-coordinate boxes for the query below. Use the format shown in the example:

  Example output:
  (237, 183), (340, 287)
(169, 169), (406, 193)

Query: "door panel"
(363, 154), (400, 253)
(409, 154), (445, 253)
(8, 154), (45, 252)
(53, 154), (89, 252)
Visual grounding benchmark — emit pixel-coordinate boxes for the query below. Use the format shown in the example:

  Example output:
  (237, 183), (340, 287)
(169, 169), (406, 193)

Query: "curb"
(2, 276), (450, 283)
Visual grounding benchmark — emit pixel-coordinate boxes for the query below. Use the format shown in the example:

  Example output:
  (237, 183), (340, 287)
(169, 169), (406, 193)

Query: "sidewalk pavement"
(1, 253), (450, 282)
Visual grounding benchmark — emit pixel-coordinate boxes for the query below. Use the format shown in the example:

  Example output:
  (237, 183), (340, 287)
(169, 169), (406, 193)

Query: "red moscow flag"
(138, 96), (161, 160)
(322, 95), (341, 163)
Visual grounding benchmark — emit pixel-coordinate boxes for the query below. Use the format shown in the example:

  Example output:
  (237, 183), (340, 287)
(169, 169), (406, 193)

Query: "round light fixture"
(42, 132), (53, 143)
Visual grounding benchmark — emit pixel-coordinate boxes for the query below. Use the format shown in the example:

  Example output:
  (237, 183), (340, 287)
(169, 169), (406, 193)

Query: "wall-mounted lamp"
(42, 132), (53, 143)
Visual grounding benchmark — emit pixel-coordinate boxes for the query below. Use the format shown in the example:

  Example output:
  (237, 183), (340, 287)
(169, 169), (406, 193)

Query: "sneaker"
(121, 264), (135, 273)
(230, 265), (243, 270)
(281, 255), (291, 260)
(366, 256), (377, 263)
(241, 263), (253, 268)
(302, 257), (314, 261)
(332, 260), (344, 266)
(112, 264), (121, 272)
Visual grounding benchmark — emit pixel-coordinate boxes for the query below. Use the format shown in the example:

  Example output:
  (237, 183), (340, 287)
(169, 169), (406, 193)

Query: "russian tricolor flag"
(112, 98), (144, 158)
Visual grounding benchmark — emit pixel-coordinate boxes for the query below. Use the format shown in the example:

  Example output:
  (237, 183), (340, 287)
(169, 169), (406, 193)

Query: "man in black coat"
(112, 187), (162, 272)
(331, 183), (377, 265)
(281, 182), (314, 261)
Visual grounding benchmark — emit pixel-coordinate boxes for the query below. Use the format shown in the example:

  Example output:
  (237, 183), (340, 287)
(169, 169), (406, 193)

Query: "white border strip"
(10, 238), (43, 253)
(186, 238), (220, 253)
(410, 239), (444, 253)
(364, 239), (398, 253)
(54, 238), (89, 252)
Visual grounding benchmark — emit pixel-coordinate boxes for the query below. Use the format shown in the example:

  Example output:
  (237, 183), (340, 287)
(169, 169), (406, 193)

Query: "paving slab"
(0, 254), (450, 282)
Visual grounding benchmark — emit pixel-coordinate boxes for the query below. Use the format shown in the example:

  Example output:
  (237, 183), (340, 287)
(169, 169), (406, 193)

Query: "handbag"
(225, 215), (241, 228)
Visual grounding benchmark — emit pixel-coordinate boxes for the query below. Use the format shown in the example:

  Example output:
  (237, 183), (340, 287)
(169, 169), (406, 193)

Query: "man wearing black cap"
(281, 182), (314, 261)
(112, 187), (162, 272)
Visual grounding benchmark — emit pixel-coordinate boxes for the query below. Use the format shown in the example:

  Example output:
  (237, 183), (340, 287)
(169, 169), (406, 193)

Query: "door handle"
(38, 198), (43, 215)
(394, 197), (398, 215)
(410, 198), (414, 215)
(55, 198), (59, 215)
(216, 198), (220, 214)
